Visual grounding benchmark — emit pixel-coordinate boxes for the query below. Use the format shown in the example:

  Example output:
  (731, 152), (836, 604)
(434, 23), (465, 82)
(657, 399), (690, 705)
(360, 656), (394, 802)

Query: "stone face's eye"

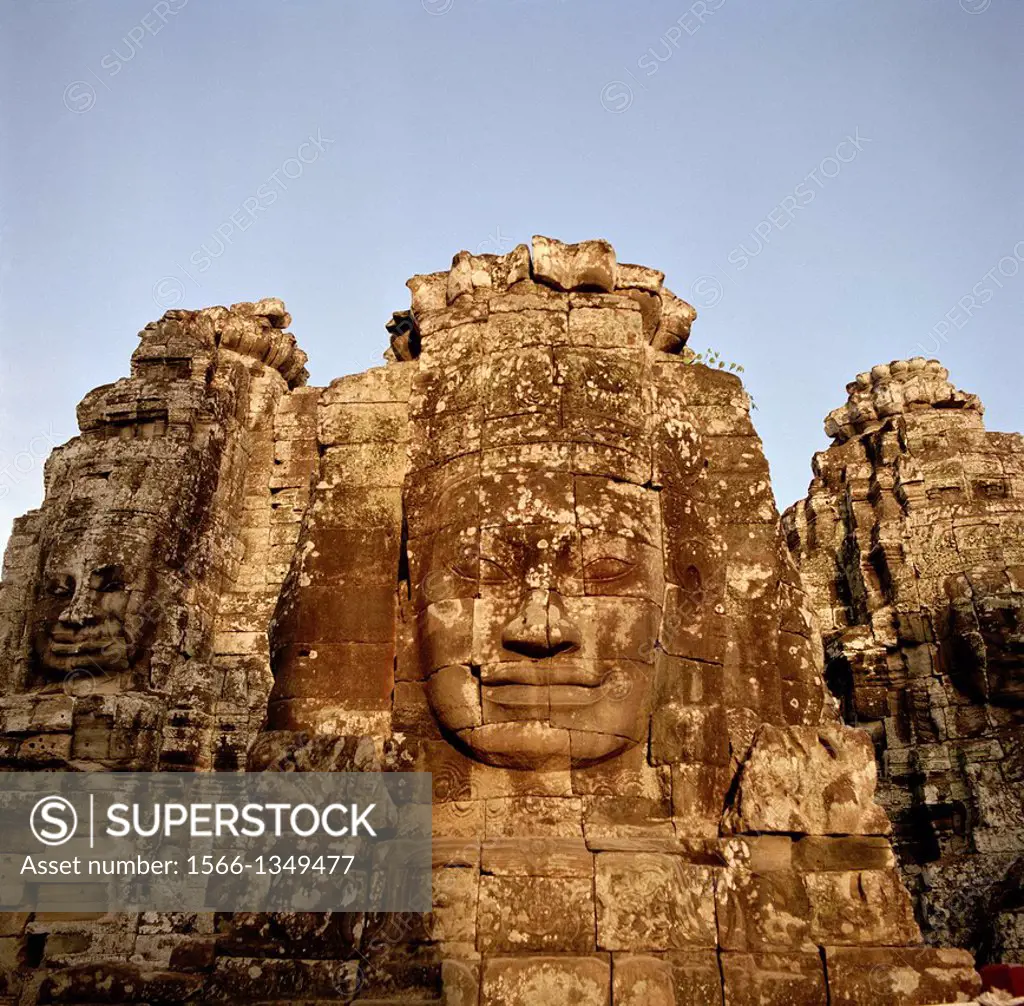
(46, 577), (73, 598)
(93, 566), (125, 593)
(583, 557), (634, 582)
(478, 558), (511, 584)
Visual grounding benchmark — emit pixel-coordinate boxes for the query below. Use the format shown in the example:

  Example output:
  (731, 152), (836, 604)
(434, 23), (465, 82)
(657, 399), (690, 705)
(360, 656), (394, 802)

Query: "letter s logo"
(30, 796), (78, 846)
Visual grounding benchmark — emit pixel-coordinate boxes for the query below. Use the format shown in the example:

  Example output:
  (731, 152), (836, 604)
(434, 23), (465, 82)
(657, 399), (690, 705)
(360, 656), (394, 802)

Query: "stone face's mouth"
(478, 660), (605, 687)
(480, 683), (548, 713)
(480, 683), (609, 710)
(48, 639), (116, 655)
(45, 633), (123, 663)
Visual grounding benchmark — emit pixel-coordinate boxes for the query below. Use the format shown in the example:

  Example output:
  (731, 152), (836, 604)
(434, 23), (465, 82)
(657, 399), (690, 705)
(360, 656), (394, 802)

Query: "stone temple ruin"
(0, 235), (1016, 1003)
(784, 360), (1024, 968)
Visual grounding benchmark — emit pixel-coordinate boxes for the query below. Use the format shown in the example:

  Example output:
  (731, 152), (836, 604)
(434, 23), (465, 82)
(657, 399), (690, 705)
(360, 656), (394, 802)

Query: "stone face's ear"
(265, 364), (413, 738)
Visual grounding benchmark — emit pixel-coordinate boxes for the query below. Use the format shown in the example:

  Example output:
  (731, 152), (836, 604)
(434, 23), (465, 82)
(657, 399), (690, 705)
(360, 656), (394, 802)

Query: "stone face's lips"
(48, 638), (117, 656)
(478, 660), (605, 687)
(480, 683), (607, 714)
(549, 685), (608, 708)
(480, 684), (547, 715)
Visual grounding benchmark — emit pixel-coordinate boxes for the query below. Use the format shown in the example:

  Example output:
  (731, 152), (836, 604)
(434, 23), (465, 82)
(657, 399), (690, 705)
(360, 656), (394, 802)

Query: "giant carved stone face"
(30, 533), (152, 686)
(408, 468), (664, 770)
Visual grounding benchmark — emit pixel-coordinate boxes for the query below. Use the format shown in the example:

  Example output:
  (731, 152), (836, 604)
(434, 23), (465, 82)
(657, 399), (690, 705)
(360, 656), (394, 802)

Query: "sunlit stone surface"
(0, 242), (985, 1003)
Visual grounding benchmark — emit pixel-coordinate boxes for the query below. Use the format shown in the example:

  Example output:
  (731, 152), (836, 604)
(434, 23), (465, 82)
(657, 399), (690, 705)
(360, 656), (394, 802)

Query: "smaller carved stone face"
(978, 599), (1024, 708)
(947, 578), (1024, 709)
(30, 537), (150, 684)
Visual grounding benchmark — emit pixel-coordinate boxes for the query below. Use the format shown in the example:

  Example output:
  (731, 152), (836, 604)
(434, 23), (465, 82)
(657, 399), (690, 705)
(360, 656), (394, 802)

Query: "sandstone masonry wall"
(0, 242), (989, 1004)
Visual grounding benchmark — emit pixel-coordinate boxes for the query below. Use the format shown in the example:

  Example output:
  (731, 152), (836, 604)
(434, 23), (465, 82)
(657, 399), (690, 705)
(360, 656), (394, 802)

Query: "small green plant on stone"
(687, 347), (744, 374)
(685, 347), (756, 409)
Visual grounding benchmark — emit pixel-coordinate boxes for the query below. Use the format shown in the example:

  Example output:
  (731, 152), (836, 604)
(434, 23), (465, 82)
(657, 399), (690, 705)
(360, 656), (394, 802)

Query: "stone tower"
(0, 242), (982, 1004)
(784, 359), (1024, 965)
(0, 298), (309, 774)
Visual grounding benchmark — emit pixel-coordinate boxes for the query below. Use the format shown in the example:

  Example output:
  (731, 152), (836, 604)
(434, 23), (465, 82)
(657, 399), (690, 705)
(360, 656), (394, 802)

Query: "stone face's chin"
(455, 720), (636, 770)
(459, 721), (570, 770)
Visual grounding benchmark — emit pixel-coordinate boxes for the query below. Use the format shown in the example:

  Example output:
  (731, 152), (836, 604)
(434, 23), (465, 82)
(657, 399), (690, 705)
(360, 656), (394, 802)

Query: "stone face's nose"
(501, 589), (581, 658)
(546, 591), (582, 654)
(60, 583), (99, 628)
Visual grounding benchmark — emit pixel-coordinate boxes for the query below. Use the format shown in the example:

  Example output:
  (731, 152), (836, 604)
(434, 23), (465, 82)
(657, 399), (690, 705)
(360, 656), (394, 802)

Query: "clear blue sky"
(1, 0), (1021, 550)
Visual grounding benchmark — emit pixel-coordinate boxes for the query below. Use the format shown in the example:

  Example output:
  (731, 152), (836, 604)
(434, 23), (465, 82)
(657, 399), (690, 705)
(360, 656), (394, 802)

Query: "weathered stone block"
(481, 955), (611, 1006)
(432, 866), (479, 943)
(720, 951), (826, 1006)
(792, 836), (895, 872)
(651, 703), (730, 766)
(478, 875), (595, 953)
(595, 853), (716, 950)
(805, 869), (921, 946)
(481, 837), (592, 877)
(38, 963), (205, 1003)
(318, 400), (408, 446)
(532, 235), (616, 293)
(824, 946), (980, 1005)
(443, 957), (481, 1006)
(672, 764), (732, 838)
(723, 724), (892, 836)
(569, 305), (644, 350)
(665, 950), (724, 1005)
(484, 797), (582, 838)
(611, 954), (675, 1006)
(716, 864), (814, 953)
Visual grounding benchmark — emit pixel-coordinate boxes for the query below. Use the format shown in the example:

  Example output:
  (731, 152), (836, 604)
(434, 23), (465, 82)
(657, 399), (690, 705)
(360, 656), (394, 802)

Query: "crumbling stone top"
(389, 235), (697, 362)
(135, 297), (308, 388)
(824, 356), (983, 443)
